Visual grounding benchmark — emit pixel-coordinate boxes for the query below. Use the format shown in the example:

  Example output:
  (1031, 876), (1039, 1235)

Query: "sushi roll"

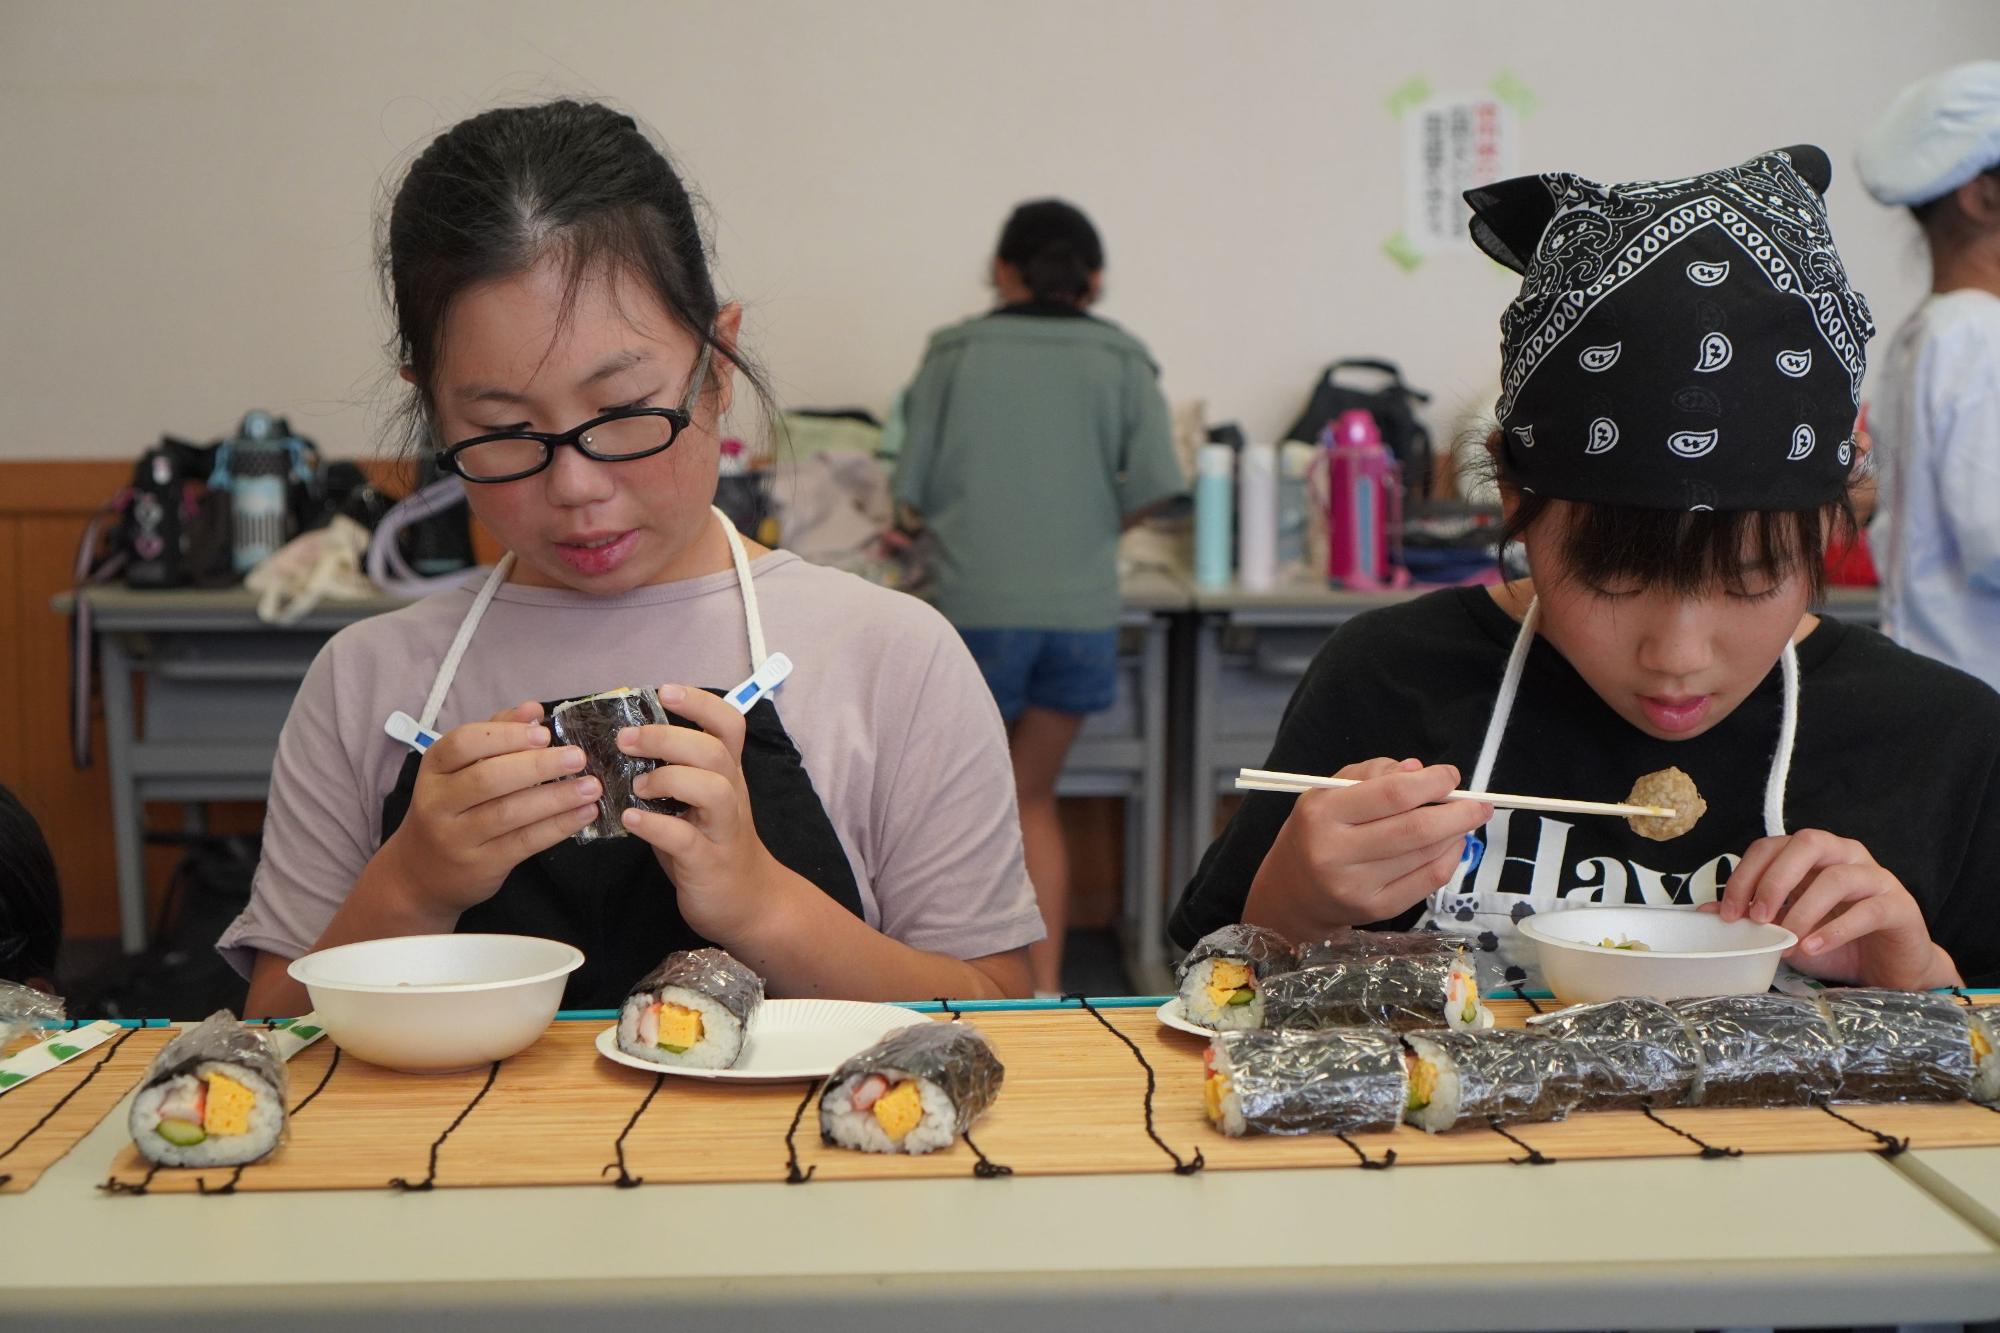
(1175, 924), (1297, 1032)
(1401, 1028), (1585, 1133)
(1971, 1008), (2000, 1104)
(1203, 1027), (1406, 1138)
(1526, 997), (1701, 1110)
(1260, 955), (1490, 1033)
(1671, 995), (1843, 1108)
(129, 1011), (287, 1168)
(548, 686), (687, 841)
(617, 948), (764, 1070)
(1297, 927), (1465, 968)
(1817, 989), (1975, 1104)
(820, 1022), (1003, 1156)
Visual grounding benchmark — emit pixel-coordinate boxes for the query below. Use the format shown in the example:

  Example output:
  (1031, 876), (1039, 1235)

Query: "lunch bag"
(1284, 358), (1436, 499)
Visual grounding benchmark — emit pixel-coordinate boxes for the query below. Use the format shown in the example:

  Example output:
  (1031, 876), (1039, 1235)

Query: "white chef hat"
(1857, 61), (2000, 207)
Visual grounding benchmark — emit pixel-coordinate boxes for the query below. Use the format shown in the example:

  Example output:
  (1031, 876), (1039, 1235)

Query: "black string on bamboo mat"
(1065, 993), (1204, 1176)
(1813, 1101), (1909, 1157)
(99, 1163), (162, 1196)
(1509, 985), (1546, 1016)
(927, 998), (1014, 1179)
(1639, 1104), (1741, 1159)
(1950, 987), (1974, 1006)
(201, 1047), (346, 1197)
(603, 1072), (666, 1189)
(389, 1059), (500, 1192)
(1334, 1131), (1396, 1170)
(1487, 1117), (1556, 1165)
(783, 1079), (822, 1184)
(3, 1025), (141, 1170)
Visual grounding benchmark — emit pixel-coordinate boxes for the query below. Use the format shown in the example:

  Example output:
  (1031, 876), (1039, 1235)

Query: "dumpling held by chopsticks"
(1623, 766), (1706, 841)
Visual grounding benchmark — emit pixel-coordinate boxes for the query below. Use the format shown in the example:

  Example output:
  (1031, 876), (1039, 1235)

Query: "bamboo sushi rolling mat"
(90, 998), (2000, 1194)
(0, 1027), (172, 1194)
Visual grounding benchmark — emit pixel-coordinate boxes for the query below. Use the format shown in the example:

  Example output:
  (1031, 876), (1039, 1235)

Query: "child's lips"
(553, 529), (637, 576)
(1639, 694), (1712, 733)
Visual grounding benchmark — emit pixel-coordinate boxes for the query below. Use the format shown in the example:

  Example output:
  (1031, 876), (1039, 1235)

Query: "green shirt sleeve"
(1115, 353), (1185, 515)
(892, 340), (956, 514)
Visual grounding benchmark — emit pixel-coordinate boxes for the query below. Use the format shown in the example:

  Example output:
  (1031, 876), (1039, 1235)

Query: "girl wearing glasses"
(229, 100), (1041, 1012)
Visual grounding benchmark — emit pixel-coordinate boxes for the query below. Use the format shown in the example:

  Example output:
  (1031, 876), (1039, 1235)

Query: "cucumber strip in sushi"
(820, 1022), (1003, 1156)
(130, 1011), (287, 1168)
(1175, 924), (1297, 1032)
(1526, 997), (1701, 1110)
(1401, 1028), (1585, 1133)
(1261, 955), (1491, 1033)
(617, 948), (764, 1070)
(1203, 1027), (1407, 1138)
(1671, 995), (1843, 1108)
(548, 686), (686, 841)
(1817, 988), (1975, 1103)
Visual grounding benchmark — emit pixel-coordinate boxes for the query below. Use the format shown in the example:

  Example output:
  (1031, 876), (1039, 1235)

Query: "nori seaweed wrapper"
(1260, 957), (1463, 1032)
(140, 1010), (287, 1101)
(1406, 1028), (1586, 1128)
(626, 948), (765, 1027)
(1672, 995), (1842, 1107)
(1527, 997), (1701, 1110)
(1176, 923), (1297, 984)
(1209, 1027), (1407, 1136)
(820, 1022), (1003, 1136)
(1818, 988), (1974, 1104)
(547, 686), (687, 841)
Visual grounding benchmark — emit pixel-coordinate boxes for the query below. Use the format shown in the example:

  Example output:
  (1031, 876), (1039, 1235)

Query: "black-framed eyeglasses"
(438, 346), (712, 484)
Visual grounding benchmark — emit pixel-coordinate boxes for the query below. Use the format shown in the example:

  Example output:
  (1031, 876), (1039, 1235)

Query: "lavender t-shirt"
(217, 551), (1044, 976)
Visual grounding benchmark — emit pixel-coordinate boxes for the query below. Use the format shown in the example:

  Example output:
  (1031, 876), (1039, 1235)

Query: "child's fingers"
(427, 720), (551, 774)
(1342, 797), (1491, 866)
(1773, 864), (1872, 951)
(1367, 831), (1474, 887)
(1737, 837), (1831, 924)
(454, 744), (586, 808)
(620, 723), (735, 777)
(1308, 763), (1461, 828)
(1718, 835), (1788, 921)
(487, 700), (544, 725)
(485, 791), (603, 866)
(467, 775), (599, 845)
(640, 766), (737, 832)
(621, 805), (701, 858)
(1374, 844), (1473, 916)
(653, 685), (748, 760)
(1797, 894), (1892, 959)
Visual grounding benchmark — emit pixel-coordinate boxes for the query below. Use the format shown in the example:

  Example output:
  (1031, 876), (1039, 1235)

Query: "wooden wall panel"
(0, 519), (23, 788)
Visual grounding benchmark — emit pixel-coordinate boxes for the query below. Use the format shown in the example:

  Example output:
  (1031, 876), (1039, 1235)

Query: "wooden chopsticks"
(1235, 768), (1675, 820)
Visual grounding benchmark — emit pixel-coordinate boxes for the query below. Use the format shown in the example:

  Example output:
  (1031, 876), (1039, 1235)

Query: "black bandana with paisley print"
(1465, 145), (1876, 512)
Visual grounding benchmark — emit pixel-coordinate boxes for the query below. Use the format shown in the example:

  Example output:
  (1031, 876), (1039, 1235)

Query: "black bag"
(65, 835), (255, 1021)
(1283, 358), (1435, 497)
(118, 436), (236, 590)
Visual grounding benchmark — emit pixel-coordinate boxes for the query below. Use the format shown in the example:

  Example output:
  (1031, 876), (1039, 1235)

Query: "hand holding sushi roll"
(613, 683), (795, 944)
(377, 699), (606, 918)
(1709, 829), (1959, 990)
(1243, 758), (1492, 941)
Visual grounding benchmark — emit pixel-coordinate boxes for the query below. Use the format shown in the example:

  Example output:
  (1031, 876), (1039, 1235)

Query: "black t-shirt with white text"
(1170, 587), (2000, 985)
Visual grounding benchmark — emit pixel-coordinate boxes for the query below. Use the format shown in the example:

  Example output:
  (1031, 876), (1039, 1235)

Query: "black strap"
(783, 1079), (822, 1184)
(1814, 1101), (1909, 1157)
(1488, 1117), (1556, 1165)
(603, 1073), (666, 1189)
(1640, 1104), (1742, 1159)
(1066, 994), (1204, 1175)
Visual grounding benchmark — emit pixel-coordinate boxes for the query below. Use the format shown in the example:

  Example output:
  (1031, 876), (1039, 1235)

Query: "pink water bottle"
(1321, 409), (1406, 590)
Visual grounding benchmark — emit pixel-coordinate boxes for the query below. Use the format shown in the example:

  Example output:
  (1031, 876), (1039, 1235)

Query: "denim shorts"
(958, 627), (1119, 721)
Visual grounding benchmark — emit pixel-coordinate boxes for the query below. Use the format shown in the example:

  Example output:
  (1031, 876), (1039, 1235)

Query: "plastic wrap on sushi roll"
(1671, 995), (1842, 1108)
(1526, 997), (1701, 1110)
(1203, 1027), (1407, 1138)
(820, 1022), (1003, 1155)
(1817, 989), (1975, 1104)
(548, 686), (687, 841)
(0, 980), (65, 1050)
(1971, 1008), (2000, 1104)
(1298, 927), (1465, 967)
(129, 1011), (288, 1168)
(1402, 1028), (1586, 1133)
(618, 948), (765, 1070)
(1174, 924), (1299, 1033)
(1260, 955), (1490, 1033)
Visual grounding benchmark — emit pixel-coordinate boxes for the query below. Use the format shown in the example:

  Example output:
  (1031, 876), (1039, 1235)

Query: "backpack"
(1283, 358), (1435, 498)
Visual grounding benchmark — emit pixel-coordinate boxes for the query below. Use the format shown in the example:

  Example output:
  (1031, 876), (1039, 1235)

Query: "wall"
(3, 0), (1991, 461)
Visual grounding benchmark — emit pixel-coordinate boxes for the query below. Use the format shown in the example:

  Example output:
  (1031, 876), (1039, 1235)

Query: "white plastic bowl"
(1515, 905), (1795, 1005)
(287, 934), (583, 1073)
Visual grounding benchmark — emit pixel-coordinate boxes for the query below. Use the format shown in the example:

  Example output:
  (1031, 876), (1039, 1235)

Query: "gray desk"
(5, 1082), (1996, 1331)
(63, 577), (1192, 972)
(1170, 579), (1883, 913)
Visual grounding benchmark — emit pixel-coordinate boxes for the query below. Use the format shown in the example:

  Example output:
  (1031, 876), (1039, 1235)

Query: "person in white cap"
(1856, 62), (2000, 690)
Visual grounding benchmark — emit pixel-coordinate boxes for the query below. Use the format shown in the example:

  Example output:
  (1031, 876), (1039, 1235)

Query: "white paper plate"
(1156, 998), (1217, 1038)
(596, 998), (930, 1082)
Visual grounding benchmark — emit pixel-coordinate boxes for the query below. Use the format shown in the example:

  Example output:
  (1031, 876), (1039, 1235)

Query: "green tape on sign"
(1385, 76), (1432, 118)
(1491, 70), (1538, 116)
(1383, 233), (1424, 273)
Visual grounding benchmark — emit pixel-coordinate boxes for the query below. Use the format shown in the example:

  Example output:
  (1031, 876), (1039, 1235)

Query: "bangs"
(1504, 496), (1853, 601)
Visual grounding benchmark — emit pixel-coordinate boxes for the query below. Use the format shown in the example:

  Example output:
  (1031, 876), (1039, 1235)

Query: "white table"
(4, 1081), (1995, 1332)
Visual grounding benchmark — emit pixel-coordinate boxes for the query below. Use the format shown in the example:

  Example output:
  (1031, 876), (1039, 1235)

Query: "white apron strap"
(420, 554), (515, 731)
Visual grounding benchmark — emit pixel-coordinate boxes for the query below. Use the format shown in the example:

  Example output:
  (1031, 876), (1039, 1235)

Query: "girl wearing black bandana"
(1172, 146), (2000, 990)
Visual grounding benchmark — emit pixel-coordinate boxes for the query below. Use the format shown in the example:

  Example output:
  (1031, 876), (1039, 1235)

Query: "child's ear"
(710, 304), (745, 417)
(398, 365), (418, 386)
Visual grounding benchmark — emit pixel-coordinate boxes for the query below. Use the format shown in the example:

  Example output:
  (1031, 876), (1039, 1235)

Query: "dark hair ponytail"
(0, 784), (61, 986)
(379, 99), (773, 453)
(996, 199), (1103, 305)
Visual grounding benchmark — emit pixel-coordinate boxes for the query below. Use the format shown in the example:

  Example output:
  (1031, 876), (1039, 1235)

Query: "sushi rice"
(129, 1011), (287, 1168)
(1174, 924), (1297, 1031)
(616, 948), (764, 1070)
(820, 1023), (1003, 1156)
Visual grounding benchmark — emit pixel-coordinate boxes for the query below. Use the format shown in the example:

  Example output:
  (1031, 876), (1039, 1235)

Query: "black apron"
(378, 509), (865, 1008)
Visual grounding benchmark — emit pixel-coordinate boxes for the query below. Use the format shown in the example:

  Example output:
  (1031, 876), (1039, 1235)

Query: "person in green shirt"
(894, 200), (1185, 993)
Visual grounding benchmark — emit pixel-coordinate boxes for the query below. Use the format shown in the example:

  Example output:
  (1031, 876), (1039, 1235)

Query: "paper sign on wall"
(1402, 94), (1518, 255)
